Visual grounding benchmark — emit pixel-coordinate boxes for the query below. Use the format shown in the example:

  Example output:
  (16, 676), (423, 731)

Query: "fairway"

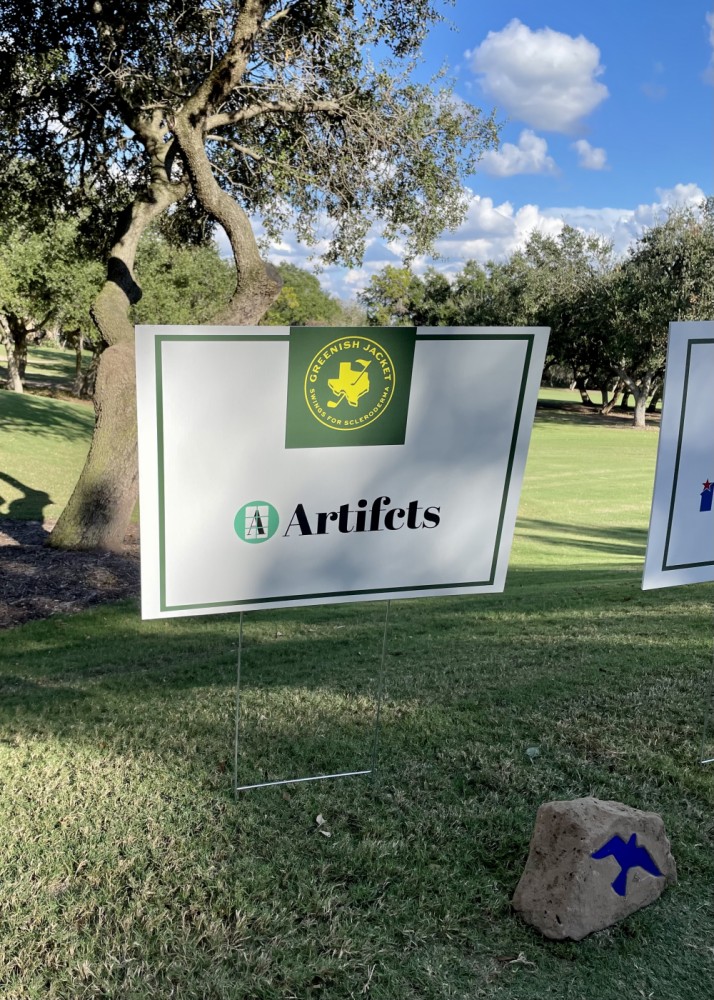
(0, 393), (712, 1000)
(0, 390), (93, 522)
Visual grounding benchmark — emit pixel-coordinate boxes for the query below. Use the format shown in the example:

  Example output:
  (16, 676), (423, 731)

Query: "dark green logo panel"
(285, 327), (416, 448)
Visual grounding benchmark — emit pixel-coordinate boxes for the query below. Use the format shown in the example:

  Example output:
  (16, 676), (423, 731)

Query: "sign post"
(136, 325), (549, 789)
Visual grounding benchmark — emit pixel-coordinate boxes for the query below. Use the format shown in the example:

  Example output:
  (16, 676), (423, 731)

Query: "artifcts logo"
(234, 495), (440, 543)
(234, 501), (280, 543)
(303, 336), (395, 432)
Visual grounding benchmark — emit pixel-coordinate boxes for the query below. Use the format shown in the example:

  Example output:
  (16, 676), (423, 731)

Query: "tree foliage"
(0, 1), (498, 268)
(360, 202), (714, 427)
(0, 1), (500, 549)
(259, 262), (358, 326)
(0, 219), (103, 392)
(606, 201), (714, 425)
(132, 233), (235, 326)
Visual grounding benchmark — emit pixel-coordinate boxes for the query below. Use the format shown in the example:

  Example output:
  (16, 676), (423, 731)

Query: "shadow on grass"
(516, 518), (647, 558)
(0, 345), (86, 387)
(0, 566), (710, 780)
(0, 472), (53, 527)
(534, 402), (659, 430)
(0, 386), (94, 440)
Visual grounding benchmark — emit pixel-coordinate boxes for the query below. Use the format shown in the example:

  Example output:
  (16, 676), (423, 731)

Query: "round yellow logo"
(303, 336), (396, 432)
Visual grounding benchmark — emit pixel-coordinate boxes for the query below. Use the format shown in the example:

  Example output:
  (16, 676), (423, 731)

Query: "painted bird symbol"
(591, 833), (663, 897)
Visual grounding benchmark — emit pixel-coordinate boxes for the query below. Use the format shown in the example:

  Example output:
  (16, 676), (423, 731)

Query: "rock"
(512, 797), (677, 940)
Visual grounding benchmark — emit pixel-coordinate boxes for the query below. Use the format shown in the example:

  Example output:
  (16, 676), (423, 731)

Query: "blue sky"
(249, 1), (714, 300)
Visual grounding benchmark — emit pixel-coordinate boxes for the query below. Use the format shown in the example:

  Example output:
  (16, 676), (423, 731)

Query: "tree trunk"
(600, 379), (623, 415)
(647, 381), (663, 413)
(1, 319), (23, 392)
(172, 115), (282, 324)
(69, 332), (83, 395)
(618, 371), (653, 429)
(79, 348), (101, 399)
(49, 171), (187, 551)
(17, 341), (28, 379)
(633, 391), (648, 428)
(572, 375), (592, 406)
(50, 112), (281, 551)
(51, 340), (140, 549)
(50, 82), (283, 552)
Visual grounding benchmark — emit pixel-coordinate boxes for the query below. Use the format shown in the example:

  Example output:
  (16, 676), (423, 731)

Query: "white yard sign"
(643, 321), (714, 590)
(136, 325), (548, 619)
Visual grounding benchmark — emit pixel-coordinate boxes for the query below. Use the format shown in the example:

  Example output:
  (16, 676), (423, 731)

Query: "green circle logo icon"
(304, 336), (395, 432)
(234, 501), (279, 543)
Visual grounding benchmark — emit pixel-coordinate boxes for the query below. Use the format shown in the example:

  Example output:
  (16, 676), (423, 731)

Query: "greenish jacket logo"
(286, 327), (416, 448)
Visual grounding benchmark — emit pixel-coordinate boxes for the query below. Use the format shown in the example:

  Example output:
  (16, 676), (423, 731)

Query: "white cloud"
(434, 194), (563, 261)
(572, 139), (608, 170)
(534, 183), (706, 256)
(704, 12), (714, 83)
(479, 129), (558, 176)
(654, 182), (707, 209)
(466, 19), (608, 133)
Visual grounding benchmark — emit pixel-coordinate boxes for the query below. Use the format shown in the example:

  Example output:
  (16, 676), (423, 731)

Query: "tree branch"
(182, 0), (274, 119)
(206, 97), (342, 131)
(172, 112), (281, 325)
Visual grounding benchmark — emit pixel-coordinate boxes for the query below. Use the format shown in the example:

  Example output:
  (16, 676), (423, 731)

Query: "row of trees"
(360, 202), (714, 427)
(0, 219), (102, 393)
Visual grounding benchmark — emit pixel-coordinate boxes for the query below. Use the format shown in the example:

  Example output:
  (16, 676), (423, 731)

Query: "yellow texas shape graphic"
(327, 359), (371, 408)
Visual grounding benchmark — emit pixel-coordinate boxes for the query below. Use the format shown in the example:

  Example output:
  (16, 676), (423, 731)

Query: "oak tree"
(0, 0), (498, 549)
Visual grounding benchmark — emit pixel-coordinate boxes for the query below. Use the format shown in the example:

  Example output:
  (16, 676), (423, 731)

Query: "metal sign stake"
(233, 602), (391, 795)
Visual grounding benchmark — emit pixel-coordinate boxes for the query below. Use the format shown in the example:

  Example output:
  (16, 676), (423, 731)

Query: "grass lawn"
(0, 342), (87, 392)
(0, 387), (712, 999)
(0, 390), (93, 521)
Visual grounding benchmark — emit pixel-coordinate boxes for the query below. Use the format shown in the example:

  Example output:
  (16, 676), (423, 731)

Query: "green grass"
(1, 386), (713, 999)
(0, 342), (86, 390)
(516, 415), (659, 570)
(0, 390), (93, 521)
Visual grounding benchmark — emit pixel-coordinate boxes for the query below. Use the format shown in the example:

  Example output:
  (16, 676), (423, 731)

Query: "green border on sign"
(662, 337), (714, 573)
(154, 331), (536, 612)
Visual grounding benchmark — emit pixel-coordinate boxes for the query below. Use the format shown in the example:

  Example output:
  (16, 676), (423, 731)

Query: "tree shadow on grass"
(534, 404), (660, 430)
(515, 518), (648, 559)
(0, 569), (710, 772)
(0, 386), (94, 440)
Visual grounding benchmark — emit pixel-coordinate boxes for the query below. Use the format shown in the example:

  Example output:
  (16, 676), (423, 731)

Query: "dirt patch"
(0, 519), (140, 629)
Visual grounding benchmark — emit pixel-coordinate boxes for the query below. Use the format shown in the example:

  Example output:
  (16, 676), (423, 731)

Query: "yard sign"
(643, 321), (714, 590)
(136, 326), (548, 619)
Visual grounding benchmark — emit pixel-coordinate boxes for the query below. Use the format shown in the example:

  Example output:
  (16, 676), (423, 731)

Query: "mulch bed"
(0, 520), (140, 629)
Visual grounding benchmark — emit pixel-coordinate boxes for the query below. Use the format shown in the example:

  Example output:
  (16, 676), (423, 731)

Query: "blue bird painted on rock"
(591, 834), (664, 897)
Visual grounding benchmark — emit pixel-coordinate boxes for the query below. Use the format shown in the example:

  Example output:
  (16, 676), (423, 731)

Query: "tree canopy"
(360, 201), (714, 427)
(259, 262), (361, 326)
(0, 1), (500, 549)
(0, 0), (498, 272)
